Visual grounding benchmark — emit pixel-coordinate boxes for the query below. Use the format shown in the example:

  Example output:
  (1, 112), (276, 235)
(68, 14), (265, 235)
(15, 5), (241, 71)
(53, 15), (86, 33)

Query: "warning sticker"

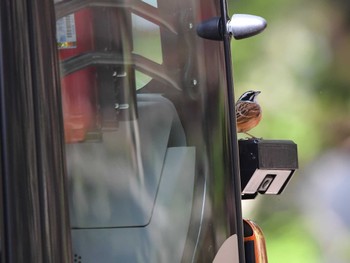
(56, 14), (77, 49)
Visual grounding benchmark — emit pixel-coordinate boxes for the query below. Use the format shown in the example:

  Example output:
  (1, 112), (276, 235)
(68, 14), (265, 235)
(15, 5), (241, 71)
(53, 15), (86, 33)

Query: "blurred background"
(230, 0), (350, 262)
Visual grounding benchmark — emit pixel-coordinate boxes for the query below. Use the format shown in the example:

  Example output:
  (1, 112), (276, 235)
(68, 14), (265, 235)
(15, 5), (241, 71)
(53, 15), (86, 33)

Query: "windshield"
(55, 0), (238, 261)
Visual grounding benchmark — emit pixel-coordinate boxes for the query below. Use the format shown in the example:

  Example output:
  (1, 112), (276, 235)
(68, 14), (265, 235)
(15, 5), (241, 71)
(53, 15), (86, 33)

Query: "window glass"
(55, 1), (233, 262)
(142, 0), (158, 8)
(135, 70), (152, 89)
(132, 14), (163, 64)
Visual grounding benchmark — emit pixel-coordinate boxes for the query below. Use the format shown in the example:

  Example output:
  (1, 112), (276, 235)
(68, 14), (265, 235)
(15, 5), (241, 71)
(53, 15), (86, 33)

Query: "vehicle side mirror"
(239, 139), (298, 199)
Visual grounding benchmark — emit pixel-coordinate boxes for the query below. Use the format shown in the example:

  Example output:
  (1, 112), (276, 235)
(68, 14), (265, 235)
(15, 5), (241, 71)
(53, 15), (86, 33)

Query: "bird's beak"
(255, 91), (261, 95)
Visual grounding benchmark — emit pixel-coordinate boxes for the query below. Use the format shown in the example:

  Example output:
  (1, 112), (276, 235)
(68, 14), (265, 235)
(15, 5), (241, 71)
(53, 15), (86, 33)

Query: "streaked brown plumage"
(236, 90), (262, 138)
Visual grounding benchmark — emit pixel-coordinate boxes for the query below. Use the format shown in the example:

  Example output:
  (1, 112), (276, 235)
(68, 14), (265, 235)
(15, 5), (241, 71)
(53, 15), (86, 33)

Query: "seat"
(68, 94), (195, 262)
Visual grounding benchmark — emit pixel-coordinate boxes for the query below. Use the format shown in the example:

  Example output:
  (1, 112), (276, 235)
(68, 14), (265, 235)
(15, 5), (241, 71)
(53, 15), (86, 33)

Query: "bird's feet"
(243, 132), (263, 140)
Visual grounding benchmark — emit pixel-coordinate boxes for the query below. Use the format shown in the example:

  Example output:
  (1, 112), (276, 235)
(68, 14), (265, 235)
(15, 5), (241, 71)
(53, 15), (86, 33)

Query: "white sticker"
(56, 14), (77, 49)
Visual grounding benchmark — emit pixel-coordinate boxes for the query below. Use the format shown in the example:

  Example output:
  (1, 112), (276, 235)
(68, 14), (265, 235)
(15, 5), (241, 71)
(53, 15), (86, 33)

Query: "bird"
(235, 90), (262, 138)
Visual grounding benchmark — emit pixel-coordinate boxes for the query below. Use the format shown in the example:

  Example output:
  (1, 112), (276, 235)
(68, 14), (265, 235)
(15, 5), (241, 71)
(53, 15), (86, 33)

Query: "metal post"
(219, 1), (246, 262)
(0, 0), (72, 262)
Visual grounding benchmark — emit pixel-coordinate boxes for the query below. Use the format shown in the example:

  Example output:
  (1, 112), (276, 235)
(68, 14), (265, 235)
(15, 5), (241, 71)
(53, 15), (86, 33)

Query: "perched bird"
(236, 90), (262, 138)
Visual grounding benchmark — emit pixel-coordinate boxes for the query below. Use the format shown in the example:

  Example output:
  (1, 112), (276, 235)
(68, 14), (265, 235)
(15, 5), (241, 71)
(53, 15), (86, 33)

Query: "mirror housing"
(239, 139), (298, 199)
(196, 14), (267, 41)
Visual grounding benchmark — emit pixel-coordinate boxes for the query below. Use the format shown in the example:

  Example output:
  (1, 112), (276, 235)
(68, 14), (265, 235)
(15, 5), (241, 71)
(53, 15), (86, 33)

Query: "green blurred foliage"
(232, 0), (334, 162)
(260, 212), (321, 263)
(230, 0), (350, 262)
(232, 0), (350, 153)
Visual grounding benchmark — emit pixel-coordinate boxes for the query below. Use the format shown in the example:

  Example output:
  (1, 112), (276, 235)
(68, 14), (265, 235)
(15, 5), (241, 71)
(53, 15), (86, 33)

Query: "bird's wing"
(236, 102), (261, 124)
